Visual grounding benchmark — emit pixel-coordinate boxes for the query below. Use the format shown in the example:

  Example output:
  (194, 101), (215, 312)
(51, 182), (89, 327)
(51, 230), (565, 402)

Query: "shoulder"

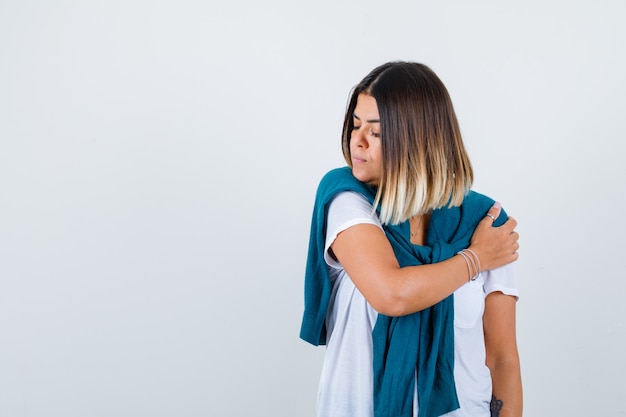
(329, 191), (379, 223)
(315, 167), (376, 206)
(325, 191), (382, 260)
(318, 167), (362, 191)
(429, 190), (508, 240)
(462, 190), (495, 211)
(461, 190), (508, 226)
(319, 166), (354, 183)
(331, 190), (371, 209)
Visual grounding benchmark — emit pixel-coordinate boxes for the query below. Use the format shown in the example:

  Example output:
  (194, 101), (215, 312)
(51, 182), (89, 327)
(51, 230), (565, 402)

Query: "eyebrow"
(353, 113), (380, 123)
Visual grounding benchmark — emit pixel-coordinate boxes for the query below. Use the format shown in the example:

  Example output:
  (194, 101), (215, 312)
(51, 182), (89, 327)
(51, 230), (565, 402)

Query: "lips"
(352, 156), (366, 164)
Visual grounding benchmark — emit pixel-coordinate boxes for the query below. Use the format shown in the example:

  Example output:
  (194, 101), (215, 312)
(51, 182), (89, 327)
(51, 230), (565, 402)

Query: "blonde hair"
(341, 62), (473, 225)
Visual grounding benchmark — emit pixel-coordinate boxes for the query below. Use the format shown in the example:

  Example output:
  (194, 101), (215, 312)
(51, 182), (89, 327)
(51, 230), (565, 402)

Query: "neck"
(409, 213), (430, 246)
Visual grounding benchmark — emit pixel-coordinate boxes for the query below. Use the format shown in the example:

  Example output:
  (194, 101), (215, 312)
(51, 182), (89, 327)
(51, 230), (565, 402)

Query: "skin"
(484, 293), (523, 417)
(350, 93), (383, 186)
(333, 93), (523, 414)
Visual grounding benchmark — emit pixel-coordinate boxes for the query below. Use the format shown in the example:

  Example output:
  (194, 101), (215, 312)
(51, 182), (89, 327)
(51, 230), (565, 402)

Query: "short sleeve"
(324, 191), (383, 269)
(483, 263), (519, 299)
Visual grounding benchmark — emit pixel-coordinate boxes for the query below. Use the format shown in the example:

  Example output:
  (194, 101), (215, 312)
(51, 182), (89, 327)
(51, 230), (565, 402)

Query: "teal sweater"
(300, 167), (507, 417)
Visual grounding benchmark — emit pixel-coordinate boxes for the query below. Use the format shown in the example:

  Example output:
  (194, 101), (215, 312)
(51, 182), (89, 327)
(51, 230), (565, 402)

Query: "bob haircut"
(341, 61), (474, 225)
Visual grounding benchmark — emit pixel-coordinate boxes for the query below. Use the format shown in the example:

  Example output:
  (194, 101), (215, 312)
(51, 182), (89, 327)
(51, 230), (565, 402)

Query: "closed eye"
(352, 124), (380, 138)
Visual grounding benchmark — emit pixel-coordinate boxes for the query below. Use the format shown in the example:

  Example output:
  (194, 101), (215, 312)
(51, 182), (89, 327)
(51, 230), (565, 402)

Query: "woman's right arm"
(330, 203), (519, 317)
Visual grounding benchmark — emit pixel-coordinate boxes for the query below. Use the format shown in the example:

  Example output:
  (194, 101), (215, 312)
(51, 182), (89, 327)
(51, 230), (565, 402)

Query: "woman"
(300, 62), (522, 417)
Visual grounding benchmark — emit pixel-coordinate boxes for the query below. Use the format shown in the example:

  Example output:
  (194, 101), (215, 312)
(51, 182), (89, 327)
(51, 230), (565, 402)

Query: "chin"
(351, 168), (366, 182)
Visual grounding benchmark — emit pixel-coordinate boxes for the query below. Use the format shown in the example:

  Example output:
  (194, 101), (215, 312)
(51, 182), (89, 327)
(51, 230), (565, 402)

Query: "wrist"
(457, 249), (481, 281)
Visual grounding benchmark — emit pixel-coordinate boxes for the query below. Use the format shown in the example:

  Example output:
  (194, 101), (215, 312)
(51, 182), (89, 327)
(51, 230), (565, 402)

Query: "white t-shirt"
(317, 191), (519, 417)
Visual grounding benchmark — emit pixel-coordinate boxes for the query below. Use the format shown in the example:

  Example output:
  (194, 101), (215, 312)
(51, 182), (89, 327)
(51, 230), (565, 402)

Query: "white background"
(1, 1), (625, 416)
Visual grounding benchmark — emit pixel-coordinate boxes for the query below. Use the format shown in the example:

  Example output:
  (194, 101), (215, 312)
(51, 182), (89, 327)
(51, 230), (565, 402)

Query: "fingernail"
(493, 201), (501, 209)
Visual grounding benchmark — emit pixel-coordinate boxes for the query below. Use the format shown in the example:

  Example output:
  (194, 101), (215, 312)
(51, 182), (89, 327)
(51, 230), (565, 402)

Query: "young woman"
(301, 62), (522, 417)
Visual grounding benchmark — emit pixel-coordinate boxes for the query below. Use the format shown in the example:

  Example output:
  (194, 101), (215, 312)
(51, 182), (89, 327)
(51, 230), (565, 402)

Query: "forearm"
(489, 358), (523, 417)
(484, 291), (522, 417)
(387, 254), (473, 316)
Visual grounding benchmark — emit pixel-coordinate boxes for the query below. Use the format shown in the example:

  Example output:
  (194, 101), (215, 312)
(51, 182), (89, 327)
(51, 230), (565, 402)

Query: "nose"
(351, 127), (368, 149)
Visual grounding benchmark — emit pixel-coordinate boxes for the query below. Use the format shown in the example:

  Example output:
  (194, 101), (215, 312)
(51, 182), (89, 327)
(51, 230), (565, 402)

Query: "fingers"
(502, 216), (518, 232)
(480, 202), (502, 227)
(488, 201), (502, 219)
(506, 228), (520, 259)
(469, 202), (520, 270)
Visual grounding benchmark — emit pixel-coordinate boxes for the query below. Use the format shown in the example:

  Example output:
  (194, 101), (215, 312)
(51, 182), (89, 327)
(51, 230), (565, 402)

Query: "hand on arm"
(330, 203), (519, 316)
(468, 203), (519, 272)
(484, 292), (523, 417)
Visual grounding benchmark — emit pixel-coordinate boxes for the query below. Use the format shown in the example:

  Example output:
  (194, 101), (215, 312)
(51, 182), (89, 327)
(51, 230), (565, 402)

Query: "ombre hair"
(341, 61), (474, 225)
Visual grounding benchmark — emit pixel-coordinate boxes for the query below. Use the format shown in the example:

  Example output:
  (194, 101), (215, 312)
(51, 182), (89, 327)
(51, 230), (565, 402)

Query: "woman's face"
(350, 93), (382, 186)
